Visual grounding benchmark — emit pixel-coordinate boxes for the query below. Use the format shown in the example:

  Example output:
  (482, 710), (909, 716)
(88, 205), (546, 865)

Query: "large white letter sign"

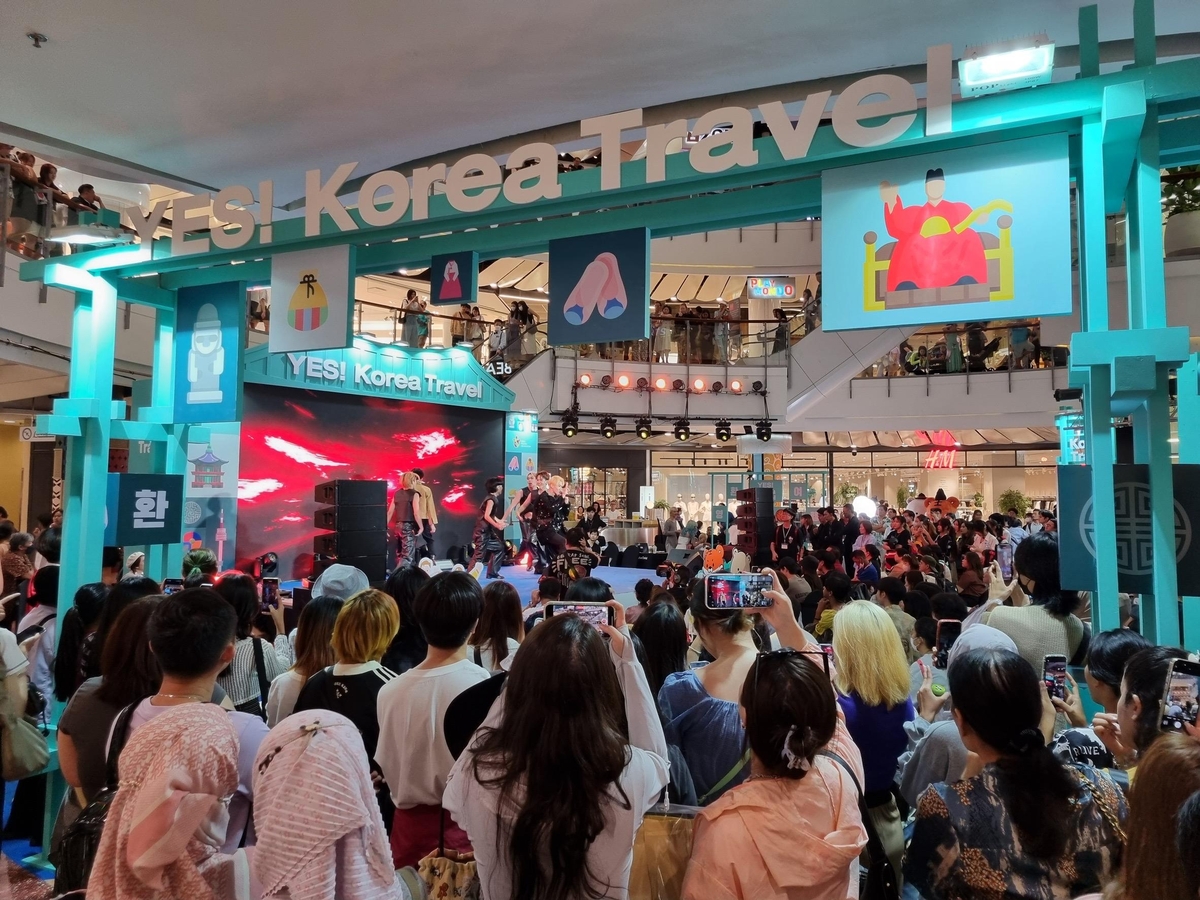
(689, 107), (759, 174)
(832, 75), (918, 148)
(305, 163), (359, 236)
(172, 193), (212, 256)
(445, 153), (503, 213)
(358, 170), (411, 227)
(503, 143), (563, 203)
(760, 93), (831, 161)
(580, 109), (643, 190)
(210, 185), (256, 250)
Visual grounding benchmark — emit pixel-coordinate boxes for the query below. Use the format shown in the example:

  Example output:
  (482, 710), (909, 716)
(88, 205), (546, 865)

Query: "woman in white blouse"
(445, 600), (669, 899)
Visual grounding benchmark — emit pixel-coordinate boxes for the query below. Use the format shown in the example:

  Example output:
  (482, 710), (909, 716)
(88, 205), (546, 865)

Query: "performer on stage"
(469, 477), (509, 579)
(532, 474), (569, 570)
(514, 472), (540, 571)
(410, 467), (438, 561)
(389, 472), (422, 568)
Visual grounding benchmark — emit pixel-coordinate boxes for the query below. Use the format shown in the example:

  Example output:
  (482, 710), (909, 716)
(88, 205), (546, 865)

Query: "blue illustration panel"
(548, 227), (650, 346)
(429, 251), (478, 307)
(174, 282), (245, 423)
(821, 134), (1071, 331)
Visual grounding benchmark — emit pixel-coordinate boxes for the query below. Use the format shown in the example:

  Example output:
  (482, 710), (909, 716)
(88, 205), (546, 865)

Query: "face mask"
(910, 637), (921, 654)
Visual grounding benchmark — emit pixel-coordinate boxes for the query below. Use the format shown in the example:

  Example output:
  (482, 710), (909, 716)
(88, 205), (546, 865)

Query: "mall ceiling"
(2, 1), (1198, 202)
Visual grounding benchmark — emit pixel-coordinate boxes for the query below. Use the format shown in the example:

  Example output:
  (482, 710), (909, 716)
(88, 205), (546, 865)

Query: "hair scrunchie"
(1006, 727), (1045, 756)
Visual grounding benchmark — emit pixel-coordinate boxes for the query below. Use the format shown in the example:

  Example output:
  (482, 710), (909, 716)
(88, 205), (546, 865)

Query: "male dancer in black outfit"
(532, 474), (568, 572)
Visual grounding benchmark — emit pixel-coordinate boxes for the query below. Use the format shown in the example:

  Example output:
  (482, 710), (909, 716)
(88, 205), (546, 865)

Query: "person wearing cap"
(879, 167), (989, 293)
(122, 551), (145, 580)
(311, 563), (370, 602)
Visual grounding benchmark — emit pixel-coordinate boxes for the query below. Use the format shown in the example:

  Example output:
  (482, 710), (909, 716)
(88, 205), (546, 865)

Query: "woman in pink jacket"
(683, 578), (868, 900)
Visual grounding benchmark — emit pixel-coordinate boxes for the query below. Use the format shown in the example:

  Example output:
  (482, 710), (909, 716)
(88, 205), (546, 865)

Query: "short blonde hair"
(549, 475), (566, 490)
(832, 601), (910, 708)
(332, 589), (400, 664)
(401, 472), (418, 490)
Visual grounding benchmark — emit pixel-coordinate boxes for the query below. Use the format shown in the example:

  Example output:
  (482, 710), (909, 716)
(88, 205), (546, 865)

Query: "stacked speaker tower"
(735, 487), (776, 567)
(313, 480), (388, 582)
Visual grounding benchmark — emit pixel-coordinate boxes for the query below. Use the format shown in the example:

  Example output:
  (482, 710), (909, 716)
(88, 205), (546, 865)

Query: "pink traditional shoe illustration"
(595, 252), (629, 319)
(563, 257), (608, 325)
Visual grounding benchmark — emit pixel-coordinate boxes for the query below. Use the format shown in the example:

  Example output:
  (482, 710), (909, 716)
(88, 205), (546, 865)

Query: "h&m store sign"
(142, 47), (957, 257)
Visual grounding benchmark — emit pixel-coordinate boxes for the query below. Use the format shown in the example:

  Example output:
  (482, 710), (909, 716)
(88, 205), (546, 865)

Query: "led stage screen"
(237, 383), (504, 579)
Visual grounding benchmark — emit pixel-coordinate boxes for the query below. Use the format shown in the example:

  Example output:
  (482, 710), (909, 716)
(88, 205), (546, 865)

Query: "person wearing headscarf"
(251, 710), (408, 900)
(87, 703), (252, 900)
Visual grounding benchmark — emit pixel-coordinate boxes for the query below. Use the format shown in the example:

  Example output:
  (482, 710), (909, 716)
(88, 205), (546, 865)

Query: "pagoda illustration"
(189, 444), (228, 490)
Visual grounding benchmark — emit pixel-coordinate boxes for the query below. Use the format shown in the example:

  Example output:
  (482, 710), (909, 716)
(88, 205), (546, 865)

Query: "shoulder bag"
(818, 749), (900, 900)
(52, 702), (138, 893)
(0, 657), (49, 781)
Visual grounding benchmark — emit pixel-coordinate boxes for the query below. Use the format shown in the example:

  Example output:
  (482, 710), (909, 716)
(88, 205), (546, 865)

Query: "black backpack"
(52, 702), (138, 894)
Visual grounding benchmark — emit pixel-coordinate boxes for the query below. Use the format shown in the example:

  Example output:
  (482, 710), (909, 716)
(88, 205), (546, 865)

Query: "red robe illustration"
(883, 197), (988, 292)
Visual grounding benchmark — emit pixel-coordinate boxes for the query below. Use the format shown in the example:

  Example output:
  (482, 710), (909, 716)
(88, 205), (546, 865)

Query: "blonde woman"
(832, 600), (915, 884)
(293, 588), (400, 823)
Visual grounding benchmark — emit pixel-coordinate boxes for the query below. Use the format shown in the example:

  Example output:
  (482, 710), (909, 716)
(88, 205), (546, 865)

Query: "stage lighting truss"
(674, 418), (691, 441)
(635, 417), (653, 440)
(600, 416), (618, 439)
(714, 420), (732, 442)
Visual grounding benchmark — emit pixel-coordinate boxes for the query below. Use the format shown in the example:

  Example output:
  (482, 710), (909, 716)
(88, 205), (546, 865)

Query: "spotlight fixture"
(600, 416), (618, 440)
(756, 419), (773, 442)
(635, 417), (653, 440)
(674, 418), (691, 441)
(616, 374), (631, 389)
(654, 376), (669, 391)
(578, 373), (592, 387)
(729, 379), (743, 393)
(751, 380), (764, 393)
(692, 378), (705, 392)
(600, 374), (613, 387)
(711, 381), (723, 394)
(672, 379), (686, 392)
(561, 412), (579, 437)
(636, 377), (649, 390)
(715, 420), (732, 442)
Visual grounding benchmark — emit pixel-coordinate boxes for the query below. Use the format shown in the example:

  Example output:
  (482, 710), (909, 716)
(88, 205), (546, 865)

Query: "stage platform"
(480, 563), (649, 608)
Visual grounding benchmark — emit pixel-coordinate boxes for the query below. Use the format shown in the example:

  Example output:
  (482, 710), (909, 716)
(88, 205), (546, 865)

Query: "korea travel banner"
(174, 282), (246, 424)
(104, 473), (185, 547)
(547, 227), (650, 347)
(269, 244), (355, 353)
(820, 134), (1071, 331)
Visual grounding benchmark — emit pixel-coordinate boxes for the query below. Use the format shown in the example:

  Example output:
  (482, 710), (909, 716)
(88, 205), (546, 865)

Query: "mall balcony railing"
(853, 323), (1069, 394)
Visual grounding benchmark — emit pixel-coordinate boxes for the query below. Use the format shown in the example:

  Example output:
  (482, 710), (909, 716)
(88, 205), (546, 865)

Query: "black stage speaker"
(312, 479), (388, 581)
(735, 487), (775, 563)
(314, 479), (387, 506)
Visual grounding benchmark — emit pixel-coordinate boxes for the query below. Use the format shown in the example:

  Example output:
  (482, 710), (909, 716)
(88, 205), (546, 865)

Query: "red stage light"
(579, 373), (592, 386)
(692, 378), (705, 392)
(729, 379), (743, 393)
(654, 377), (669, 390)
(616, 374), (631, 388)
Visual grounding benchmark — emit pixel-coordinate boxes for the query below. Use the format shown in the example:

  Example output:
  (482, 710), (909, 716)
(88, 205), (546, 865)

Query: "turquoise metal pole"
(147, 301), (178, 581)
(1132, 365), (1182, 645)
(1079, 118), (1109, 332)
(1082, 368), (1121, 630)
(1133, 0), (1157, 69)
(1174, 355), (1200, 651)
(1124, 112), (1167, 329)
(1078, 6), (1101, 80)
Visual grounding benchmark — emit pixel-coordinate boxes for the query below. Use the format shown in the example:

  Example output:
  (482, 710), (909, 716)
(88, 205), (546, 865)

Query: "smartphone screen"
(1043, 654), (1068, 701)
(997, 542), (1013, 581)
(705, 573), (774, 609)
(162, 578), (185, 595)
(546, 602), (615, 629)
(260, 577), (280, 611)
(821, 644), (835, 666)
(15, 625), (44, 644)
(1160, 659), (1200, 733)
(934, 619), (962, 670)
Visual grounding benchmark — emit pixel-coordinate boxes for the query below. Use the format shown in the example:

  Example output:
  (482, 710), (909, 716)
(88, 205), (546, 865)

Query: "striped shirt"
(217, 635), (293, 707)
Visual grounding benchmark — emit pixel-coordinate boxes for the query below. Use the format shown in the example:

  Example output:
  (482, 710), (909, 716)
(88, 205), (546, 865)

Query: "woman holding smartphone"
(683, 571), (869, 900)
(444, 600), (669, 900)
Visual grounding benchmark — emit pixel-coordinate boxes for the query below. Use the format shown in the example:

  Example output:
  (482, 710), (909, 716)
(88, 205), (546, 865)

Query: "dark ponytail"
(949, 648), (1080, 859)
